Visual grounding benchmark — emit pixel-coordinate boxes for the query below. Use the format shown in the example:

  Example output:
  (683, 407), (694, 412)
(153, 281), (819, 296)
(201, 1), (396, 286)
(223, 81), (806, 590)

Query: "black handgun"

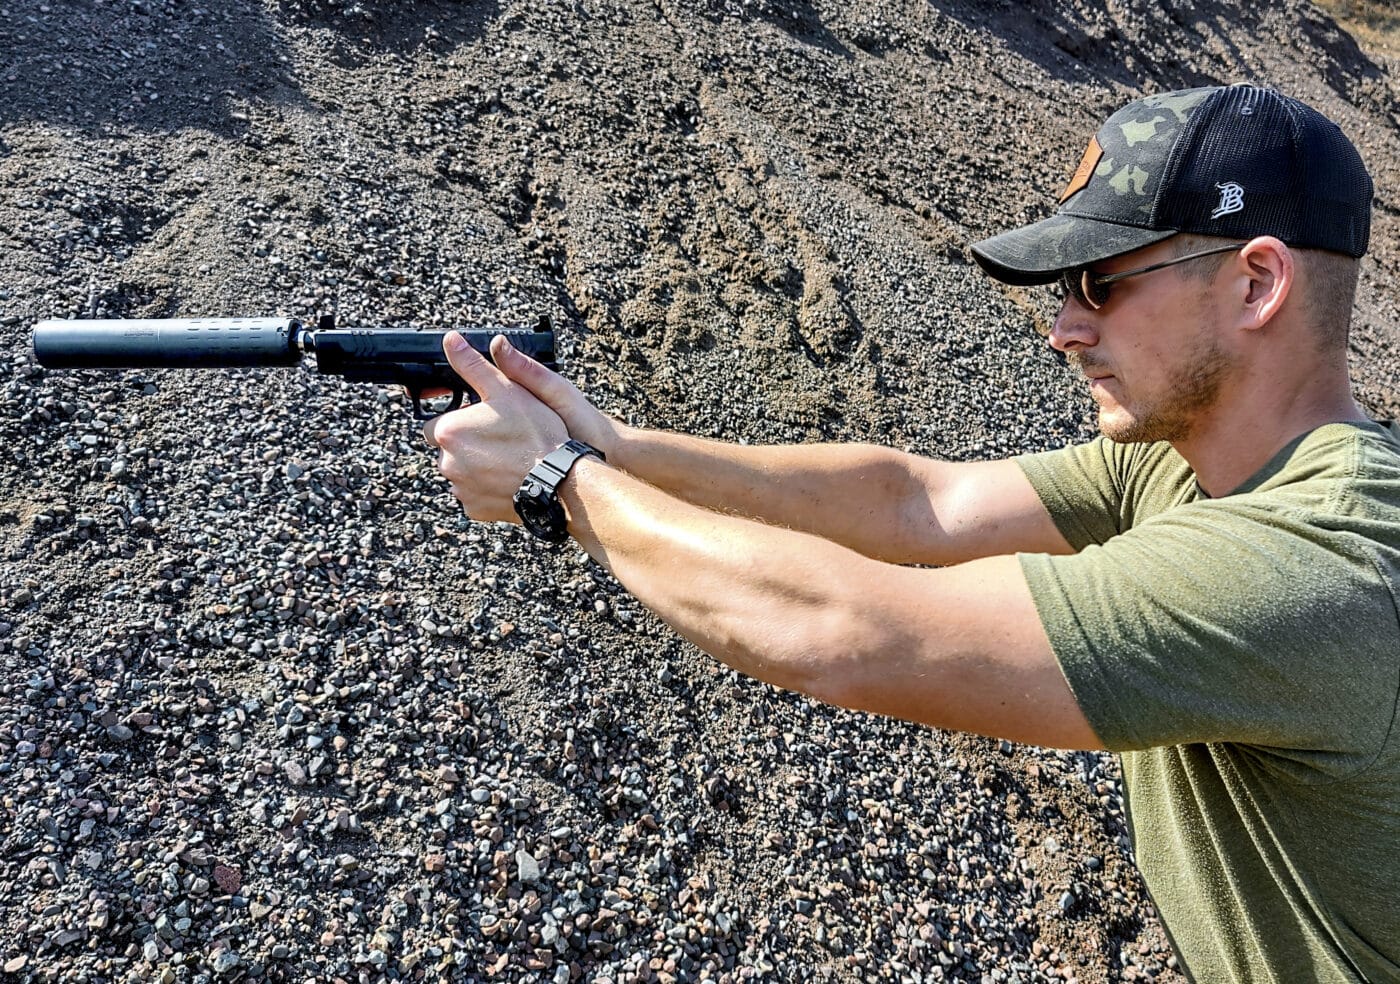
(30, 314), (557, 418)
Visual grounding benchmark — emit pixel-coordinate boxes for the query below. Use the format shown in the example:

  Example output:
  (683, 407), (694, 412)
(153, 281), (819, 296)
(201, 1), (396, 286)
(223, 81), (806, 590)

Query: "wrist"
(558, 450), (603, 502)
(589, 416), (630, 464)
(512, 440), (605, 543)
(556, 452), (613, 549)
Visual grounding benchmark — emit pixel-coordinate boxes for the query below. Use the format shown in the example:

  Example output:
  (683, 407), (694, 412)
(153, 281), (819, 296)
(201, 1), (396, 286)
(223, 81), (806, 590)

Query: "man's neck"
(1173, 377), (1368, 497)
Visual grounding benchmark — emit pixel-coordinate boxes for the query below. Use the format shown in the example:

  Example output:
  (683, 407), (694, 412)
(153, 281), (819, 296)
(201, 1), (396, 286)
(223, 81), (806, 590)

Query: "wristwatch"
(512, 439), (605, 543)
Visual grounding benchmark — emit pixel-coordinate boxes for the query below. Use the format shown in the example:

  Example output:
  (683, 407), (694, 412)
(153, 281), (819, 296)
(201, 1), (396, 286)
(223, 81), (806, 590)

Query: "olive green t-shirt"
(1016, 422), (1400, 983)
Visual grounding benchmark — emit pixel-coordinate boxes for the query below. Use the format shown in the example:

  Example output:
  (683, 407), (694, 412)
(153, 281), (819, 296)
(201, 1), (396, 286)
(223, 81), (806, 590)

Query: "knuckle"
(440, 460), (468, 483)
(431, 413), (470, 447)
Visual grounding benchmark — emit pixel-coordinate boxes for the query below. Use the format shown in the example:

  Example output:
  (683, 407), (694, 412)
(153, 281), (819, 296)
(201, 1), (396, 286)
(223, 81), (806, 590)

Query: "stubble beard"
(1071, 334), (1233, 444)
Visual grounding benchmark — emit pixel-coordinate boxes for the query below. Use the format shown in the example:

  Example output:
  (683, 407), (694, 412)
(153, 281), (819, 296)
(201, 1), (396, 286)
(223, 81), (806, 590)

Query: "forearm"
(487, 348), (979, 564)
(424, 334), (1092, 746)
(560, 454), (884, 696)
(604, 423), (932, 563)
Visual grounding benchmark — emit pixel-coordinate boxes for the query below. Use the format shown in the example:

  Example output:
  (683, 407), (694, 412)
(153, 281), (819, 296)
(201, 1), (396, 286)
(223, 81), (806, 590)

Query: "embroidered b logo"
(1212, 182), (1245, 219)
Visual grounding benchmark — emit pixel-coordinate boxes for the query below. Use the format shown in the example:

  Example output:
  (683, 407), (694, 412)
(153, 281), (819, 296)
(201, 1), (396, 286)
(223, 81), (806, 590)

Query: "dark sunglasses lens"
(1059, 272), (1083, 305)
(1083, 270), (1108, 308)
(1059, 269), (1102, 309)
(1070, 269), (1108, 309)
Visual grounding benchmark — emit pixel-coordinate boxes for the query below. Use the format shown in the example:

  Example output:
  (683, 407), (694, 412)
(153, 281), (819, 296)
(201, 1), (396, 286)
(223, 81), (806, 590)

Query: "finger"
(443, 331), (511, 401)
(491, 333), (579, 407)
(422, 414), (443, 449)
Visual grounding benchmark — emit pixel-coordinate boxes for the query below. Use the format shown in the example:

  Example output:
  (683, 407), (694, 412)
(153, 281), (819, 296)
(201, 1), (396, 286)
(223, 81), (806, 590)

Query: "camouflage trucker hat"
(970, 85), (1373, 285)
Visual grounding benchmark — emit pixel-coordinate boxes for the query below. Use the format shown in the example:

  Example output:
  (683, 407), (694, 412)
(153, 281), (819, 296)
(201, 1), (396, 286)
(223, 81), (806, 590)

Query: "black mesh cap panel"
(1156, 86), (1371, 257)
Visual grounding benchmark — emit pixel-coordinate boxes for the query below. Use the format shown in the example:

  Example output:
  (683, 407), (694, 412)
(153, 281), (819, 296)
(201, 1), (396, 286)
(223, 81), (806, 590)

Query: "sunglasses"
(1059, 242), (1247, 310)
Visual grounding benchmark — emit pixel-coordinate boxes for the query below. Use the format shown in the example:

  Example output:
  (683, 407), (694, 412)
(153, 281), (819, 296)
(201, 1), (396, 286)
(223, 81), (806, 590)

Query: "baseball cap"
(970, 85), (1373, 285)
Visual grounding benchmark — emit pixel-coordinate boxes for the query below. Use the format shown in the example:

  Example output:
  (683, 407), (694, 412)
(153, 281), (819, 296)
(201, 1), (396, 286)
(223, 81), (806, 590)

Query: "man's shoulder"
(1230, 421), (1400, 519)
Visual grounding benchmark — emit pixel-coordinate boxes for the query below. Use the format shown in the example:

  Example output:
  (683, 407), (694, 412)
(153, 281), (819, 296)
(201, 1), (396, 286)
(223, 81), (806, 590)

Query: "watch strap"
(528, 438), (605, 494)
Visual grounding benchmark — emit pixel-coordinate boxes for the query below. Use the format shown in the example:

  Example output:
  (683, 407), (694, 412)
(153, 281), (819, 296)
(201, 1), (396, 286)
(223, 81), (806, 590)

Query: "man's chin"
(1097, 412), (1131, 442)
(1095, 402), (1124, 433)
(1097, 404), (1142, 442)
(1097, 408), (1180, 445)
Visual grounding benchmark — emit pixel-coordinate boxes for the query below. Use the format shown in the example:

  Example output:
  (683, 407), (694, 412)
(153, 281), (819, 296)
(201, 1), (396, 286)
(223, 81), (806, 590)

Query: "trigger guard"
(408, 388), (466, 420)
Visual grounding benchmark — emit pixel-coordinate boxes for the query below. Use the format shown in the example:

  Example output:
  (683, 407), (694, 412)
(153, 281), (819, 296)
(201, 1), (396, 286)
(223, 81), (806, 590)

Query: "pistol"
(31, 314), (557, 419)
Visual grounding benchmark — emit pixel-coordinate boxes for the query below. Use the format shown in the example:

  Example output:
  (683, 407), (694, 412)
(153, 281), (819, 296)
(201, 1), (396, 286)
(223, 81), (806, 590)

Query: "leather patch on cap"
(1059, 136), (1103, 203)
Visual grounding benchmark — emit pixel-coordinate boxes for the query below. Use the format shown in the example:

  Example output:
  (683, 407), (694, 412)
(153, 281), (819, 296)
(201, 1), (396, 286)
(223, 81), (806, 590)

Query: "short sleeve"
(1020, 499), (1400, 770)
(1016, 438), (1124, 548)
(1017, 437), (1200, 550)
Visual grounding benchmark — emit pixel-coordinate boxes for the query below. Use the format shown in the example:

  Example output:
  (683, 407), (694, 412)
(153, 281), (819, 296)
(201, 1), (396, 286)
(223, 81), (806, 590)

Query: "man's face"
(1049, 240), (1235, 444)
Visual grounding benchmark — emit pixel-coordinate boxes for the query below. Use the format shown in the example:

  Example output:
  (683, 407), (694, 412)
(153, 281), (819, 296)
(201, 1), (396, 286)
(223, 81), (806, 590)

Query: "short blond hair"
(1169, 234), (1358, 353)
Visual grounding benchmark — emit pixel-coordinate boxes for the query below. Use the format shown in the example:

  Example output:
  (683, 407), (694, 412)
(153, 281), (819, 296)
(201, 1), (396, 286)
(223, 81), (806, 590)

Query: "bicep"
(900, 457), (1075, 565)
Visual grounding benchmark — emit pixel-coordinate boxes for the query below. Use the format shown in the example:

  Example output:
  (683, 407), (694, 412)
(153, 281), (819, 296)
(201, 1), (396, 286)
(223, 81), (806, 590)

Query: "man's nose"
(1047, 301), (1099, 353)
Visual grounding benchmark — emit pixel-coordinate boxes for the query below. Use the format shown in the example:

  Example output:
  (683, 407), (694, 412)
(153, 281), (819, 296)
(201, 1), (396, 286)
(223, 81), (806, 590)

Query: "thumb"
(444, 332), (510, 401)
(492, 334), (580, 409)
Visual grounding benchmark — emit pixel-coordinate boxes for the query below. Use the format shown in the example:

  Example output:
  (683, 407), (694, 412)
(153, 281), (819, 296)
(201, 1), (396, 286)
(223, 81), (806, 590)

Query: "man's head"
(971, 86), (1373, 444)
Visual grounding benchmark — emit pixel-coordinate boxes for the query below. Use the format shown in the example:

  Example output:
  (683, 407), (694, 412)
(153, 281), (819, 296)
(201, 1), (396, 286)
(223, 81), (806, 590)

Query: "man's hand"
(485, 332), (627, 458)
(422, 333), (569, 523)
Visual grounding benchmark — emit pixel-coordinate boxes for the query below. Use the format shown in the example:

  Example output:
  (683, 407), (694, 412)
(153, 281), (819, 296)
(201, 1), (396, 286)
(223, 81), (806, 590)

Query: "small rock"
(212, 949), (242, 976)
(213, 864), (242, 894)
(516, 849), (541, 884)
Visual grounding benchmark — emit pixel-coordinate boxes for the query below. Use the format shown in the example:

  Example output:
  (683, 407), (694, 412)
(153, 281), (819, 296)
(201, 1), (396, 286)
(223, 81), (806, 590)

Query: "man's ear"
(1236, 236), (1294, 331)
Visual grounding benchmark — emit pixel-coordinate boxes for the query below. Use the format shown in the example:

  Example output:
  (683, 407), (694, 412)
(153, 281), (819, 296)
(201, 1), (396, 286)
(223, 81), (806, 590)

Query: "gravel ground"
(2, 1), (1399, 982)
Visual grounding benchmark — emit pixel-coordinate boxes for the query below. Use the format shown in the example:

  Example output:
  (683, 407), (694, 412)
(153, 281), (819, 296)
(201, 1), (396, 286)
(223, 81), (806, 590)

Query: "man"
(423, 86), (1400, 981)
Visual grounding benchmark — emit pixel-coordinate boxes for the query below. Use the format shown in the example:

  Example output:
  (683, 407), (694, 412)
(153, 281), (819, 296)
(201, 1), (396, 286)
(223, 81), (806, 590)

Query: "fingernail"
(446, 331), (468, 352)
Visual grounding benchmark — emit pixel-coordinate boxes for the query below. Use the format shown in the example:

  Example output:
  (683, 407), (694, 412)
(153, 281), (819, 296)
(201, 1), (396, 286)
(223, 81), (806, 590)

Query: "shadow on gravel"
(930, 0), (1218, 88)
(0, 0), (305, 134)
(1296, 7), (1396, 112)
(695, 0), (851, 59)
(0, 0), (499, 134)
(930, 0), (1390, 99)
(276, 0), (502, 68)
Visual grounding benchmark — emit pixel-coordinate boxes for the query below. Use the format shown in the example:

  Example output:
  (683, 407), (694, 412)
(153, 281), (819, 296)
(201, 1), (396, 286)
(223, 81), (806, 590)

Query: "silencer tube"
(32, 318), (303, 369)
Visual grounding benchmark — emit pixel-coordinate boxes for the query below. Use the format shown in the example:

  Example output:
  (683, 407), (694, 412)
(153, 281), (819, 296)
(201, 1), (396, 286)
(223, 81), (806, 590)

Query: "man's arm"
(559, 456), (1100, 748)
(424, 336), (1101, 750)
(489, 342), (1075, 565)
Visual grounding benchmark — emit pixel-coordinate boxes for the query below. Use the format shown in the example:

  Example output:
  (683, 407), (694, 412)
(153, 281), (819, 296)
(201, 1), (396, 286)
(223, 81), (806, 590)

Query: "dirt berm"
(1, 1), (1398, 981)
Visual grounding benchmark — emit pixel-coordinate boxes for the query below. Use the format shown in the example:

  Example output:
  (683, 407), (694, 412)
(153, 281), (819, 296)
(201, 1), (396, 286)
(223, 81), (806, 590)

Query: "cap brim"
(969, 213), (1176, 286)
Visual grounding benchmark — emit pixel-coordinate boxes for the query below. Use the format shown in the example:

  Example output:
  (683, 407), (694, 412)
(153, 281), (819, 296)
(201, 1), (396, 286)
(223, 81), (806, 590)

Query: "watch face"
(514, 488), (568, 542)
(512, 441), (602, 545)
